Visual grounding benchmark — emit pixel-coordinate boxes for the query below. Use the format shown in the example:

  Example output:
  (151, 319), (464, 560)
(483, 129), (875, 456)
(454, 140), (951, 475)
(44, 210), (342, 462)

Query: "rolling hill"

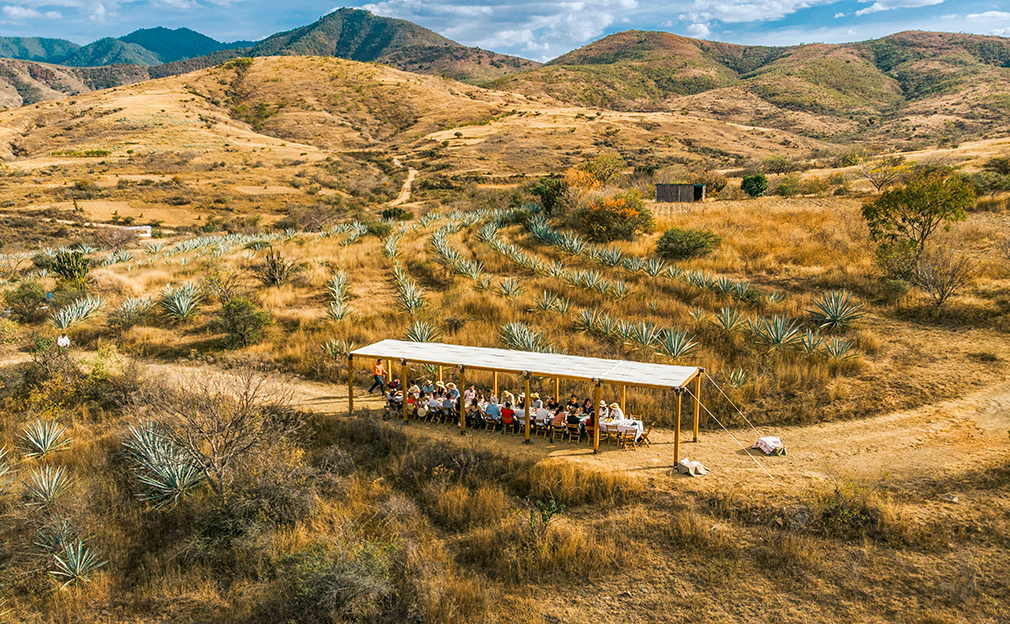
(491, 30), (1010, 143)
(118, 27), (247, 63)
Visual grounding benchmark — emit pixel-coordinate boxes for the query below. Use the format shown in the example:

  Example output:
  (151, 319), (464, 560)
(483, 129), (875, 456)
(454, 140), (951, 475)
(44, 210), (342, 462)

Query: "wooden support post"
(347, 355), (354, 414)
(492, 371), (498, 399)
(386, 359), (393, 384)
(693, 371), (702, 443)
(554, 377), (560, 401)
(593, 380), (601, 453)
(459, 365), (467, 435)
(523, 372), (531, 443)
(437, 366), (443, 383)
(620, 385), (627, 413)
(402, 359), (409, 422)
(674, 389), (682, 464)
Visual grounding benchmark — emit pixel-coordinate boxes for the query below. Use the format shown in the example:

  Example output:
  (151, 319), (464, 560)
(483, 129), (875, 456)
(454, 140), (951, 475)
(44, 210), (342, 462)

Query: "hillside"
(0, 36), (79, 63)
(493, 30), (1010, 144)
(118, 27), (242, 63)
(247, 8), (539, 84)
(60, 37), (163, 67)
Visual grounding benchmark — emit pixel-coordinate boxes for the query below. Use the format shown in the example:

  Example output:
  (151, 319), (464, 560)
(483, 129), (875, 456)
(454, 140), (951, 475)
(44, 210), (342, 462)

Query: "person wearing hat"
(608, 402), (624, 421)
(422, 379), (435, 395)
(501, 390), (514, 406)
(530, 393), (542, 410)
(485, 394), (501, 424)
(598, 400), (610, 421)
(446, 382), (460, 401)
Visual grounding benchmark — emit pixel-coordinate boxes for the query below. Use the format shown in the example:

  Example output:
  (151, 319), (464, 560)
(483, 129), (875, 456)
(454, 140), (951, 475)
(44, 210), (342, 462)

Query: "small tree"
(131, 369), (298, 504)
(579, 153), (624, 184)
(857, 156), (909, 192)
(656, 228), (721, 260)
(861, 172), (975, 263)
(915, 246), (976, 308)
(530, 177), (568, 214)
(571, 190), (653, 242)
(51, 250), (90, 291)
(212, 298), (271, 347)
(6, 281), (47, 323)
(741, 174), (768, 198)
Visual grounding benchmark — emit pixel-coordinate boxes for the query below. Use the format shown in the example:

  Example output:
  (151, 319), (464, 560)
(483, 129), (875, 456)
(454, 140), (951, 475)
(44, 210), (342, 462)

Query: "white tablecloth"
(602, 418), (643, 440)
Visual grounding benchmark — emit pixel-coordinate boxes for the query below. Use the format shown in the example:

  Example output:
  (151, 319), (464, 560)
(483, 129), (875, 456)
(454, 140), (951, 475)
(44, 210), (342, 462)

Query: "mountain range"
(0, 9), (1008, 145)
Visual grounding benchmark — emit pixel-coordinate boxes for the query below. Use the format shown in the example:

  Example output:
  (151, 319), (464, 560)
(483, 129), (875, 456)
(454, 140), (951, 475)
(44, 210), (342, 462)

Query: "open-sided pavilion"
(348, 340), (705, 460)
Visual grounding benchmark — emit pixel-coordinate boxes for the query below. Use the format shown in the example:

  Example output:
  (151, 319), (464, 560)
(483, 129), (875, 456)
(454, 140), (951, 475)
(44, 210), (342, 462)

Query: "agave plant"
(597, 246), (624, 267)
(823, 337), (856, 360)
(752, 316), (803, 348)
(622, 256), (646, 273)
(327, 302), (351, 320)
(647, 300), (660, 313)
(23, 465), (72, 507)
(383, 233), (402, 259)
(545, 260), (568, 279)
(809, 290), (865, 329)
(50, 295), (105, 329)
(766, 291), (785, 304)
(725, 368), (749, 388)
(122, 420), (204, 509)
(50, 540), (107, 588)
(597, 313), (619, 338)
(35, 517), (77, 555)
(145, 242), (165, 254)
(110, 296), (154, 329)
(714, 276), (736, 296)
(161, 283), (202, 321)
(664, 265), (684, 280)
(322, 339), (355, 361)
(397, 281), (427, 314)
(558, 232), (588, 256)
(655, 328), (699, 359)
(580, 270), (605, 291)
(554, 297), (573, 316)
(533, 290), (559, 312)
(499, 322), (556, 353)
(629, 321), (663, 348)
(328, 271), (350, 304)
(0, 447), (15, 494)
(610, 281), (632, 299)
(18, 420), (72, 458)
(254, 248), (302, 286)
(495, 277), (525, 298)
(688, 307), (707, 323)
(643, 258), (667, 277)
(574, 308), (600, 332)
(799, 329), (824, 354)
(406, 319), (441, 343)
(711, 307), (743, 331)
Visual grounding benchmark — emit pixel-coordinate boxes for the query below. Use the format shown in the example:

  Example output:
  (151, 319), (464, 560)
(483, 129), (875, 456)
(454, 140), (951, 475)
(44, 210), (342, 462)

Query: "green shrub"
(51, 250), (90, 290)
(366, 221), (392, 238)
(212, 298), (271, 347)
(571, 190), (653, 242)
(380, 206), (413, 221)
(6, 281), (47, 323)
(656, 228), (721, 260)
(774, 173), (802, 197)
(741, 175), (768, 198)
(530, 177), (567, 214)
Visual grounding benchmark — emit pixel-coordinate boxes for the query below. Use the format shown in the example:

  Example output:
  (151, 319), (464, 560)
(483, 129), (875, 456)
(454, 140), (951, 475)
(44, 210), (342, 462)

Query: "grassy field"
(0, 56), (1008, 623)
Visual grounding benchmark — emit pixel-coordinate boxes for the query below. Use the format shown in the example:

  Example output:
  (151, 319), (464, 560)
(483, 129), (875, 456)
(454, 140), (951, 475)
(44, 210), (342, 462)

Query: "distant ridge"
(118, 27), (236, 63)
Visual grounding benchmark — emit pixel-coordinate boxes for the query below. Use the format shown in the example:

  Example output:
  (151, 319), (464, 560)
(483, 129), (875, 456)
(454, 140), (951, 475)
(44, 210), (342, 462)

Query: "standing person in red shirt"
(369, 359), (387, 394)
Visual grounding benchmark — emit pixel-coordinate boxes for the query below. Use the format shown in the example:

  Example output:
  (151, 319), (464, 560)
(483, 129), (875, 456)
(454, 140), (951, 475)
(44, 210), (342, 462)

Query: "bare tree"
(915, 246), (977, 308)
(857, 156), (909, 192)
(131, 367), (299, 503)
(997, 238), (1010, 267)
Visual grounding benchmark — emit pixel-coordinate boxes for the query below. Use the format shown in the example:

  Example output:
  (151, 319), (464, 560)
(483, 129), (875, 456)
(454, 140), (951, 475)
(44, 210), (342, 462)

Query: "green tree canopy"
(530, 177), (568, 214)
(861, 172), (975, 260)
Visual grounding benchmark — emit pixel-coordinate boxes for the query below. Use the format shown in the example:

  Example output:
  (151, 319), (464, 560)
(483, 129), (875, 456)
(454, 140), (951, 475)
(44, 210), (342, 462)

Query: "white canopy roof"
(351, 339), (701, 390)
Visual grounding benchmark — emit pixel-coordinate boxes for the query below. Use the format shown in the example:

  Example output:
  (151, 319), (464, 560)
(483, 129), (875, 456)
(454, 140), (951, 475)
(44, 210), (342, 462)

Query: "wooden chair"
(483, 414), (496, 431)
(604, 423), (619, 446)
(567, 423), (581, 443)
(639, 422), (654, 447)
(620, 430), (638, 451)
(550, 423), (566, 443)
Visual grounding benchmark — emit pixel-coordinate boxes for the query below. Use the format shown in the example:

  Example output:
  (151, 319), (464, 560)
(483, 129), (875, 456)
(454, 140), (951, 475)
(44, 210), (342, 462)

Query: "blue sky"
(1, 0), (1009, 61)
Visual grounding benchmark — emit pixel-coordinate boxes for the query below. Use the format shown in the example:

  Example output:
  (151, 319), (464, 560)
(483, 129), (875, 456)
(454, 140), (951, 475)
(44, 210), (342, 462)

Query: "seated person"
(485, 398), (502, 421)
(608, 402), (625, 421)
(582, 411), (594, 435)
(598, 401), (611, 421)
(581, 398), (594, 415)
(566, 409), (581, 427)
(501, 390), (515, 406)
(466, 399), (481, 426)
(500, 403), (515, 433)
(567, 395), (581, 413)
(421, 379), (435, 395)
(427, 394), (442, 415)
(552, 407), (567, 428)
(546, 397), (559, 412)
(442, 395), (456, 422)
(446, 382), (460, 401)
(530, 393), (543, 410)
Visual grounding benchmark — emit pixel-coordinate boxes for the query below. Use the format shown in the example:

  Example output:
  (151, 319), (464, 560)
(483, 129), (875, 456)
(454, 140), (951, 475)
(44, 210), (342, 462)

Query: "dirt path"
(139, 358), (1010, 497)
(389, 168), (418, 207)
(5, 351), (1007, 497)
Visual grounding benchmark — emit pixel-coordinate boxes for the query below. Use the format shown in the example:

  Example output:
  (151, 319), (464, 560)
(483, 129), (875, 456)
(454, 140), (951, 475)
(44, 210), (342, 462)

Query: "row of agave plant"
(525, 215), (771, 305)
(0, 421), (107, 588)
(479, 223), (633, 299)
(50, 295), (105, 329)
(573, 307), (700, 359)
(429, 223), (494, 289)
(393, 261), (426, 314)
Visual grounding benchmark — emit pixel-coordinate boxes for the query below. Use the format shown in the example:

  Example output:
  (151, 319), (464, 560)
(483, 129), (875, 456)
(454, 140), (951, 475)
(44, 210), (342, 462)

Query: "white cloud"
(938, 13), (957, 19)
(992, 28), (1010, 36)
(2, 4), (62, 18)
(88, 1), (107, 21)
(686, 22), (710, 37)
(153, 0), (196, 8)
(854, 0), (944, 18)
(966, 11), (1010, 21)
(834, 11), (845, 17)
(680, 0), (842, 25)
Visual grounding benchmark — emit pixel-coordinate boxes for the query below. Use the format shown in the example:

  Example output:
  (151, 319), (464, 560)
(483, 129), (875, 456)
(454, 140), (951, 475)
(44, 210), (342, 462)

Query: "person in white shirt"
(530, 393), (543, 410)
(598, 400), (610, 421)
(57, 333), (70, 349)
(608, 402), (625, 421)
(464, 385), (476, 407)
